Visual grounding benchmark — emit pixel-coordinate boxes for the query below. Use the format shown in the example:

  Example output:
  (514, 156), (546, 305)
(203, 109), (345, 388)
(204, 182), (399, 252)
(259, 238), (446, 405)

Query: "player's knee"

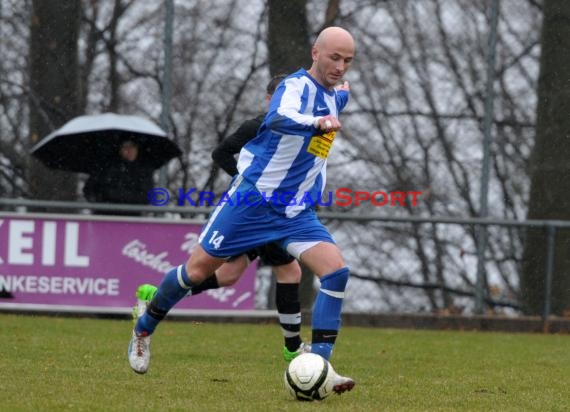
(186, 257), (222, 284)
(274, 261), (302, 283)
(188, 270), (209, 285)
(290, 261), (302, 281)
(299, 242), (345, 276)
(213, 265), (242, 286)
(328, 258), (346, 272)
(313, 259), (345, 277)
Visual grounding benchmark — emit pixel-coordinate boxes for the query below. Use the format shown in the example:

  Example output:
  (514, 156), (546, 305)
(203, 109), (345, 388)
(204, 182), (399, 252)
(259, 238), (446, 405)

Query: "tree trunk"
(521, 0), (570, 315)
(28, 0), (81, 202)
(267, 0), (312, 77)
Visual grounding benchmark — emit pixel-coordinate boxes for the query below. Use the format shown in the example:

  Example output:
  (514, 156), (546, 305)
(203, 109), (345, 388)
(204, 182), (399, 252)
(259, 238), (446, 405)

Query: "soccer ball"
(284, 353), (335, 401)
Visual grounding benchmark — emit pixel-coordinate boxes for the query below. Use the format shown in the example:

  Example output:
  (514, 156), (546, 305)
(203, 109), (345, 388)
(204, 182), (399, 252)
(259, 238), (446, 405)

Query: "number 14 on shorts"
(208, 230), (225, 249)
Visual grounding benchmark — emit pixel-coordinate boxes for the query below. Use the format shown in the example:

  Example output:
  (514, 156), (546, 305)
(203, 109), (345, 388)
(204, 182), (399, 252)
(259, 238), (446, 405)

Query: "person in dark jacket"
(84, 140), (154, 215)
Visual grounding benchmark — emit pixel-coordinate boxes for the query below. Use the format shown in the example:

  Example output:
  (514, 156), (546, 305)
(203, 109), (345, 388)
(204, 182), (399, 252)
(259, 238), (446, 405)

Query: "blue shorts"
(198, 176), (335, 258)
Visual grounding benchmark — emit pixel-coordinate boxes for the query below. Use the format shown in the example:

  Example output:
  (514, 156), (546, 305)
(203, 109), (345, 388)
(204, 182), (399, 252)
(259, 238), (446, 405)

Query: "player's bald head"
(314, 26), (355, 53)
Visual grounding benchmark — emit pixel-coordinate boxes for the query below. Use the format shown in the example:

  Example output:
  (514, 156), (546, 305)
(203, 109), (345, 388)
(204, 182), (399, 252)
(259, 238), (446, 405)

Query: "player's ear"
(311, 46), (318, 62)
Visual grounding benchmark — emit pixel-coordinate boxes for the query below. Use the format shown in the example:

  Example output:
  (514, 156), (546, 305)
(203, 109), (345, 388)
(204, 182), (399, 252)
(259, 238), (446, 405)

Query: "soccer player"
(134, 75), (310, 362)
(129, 26), (356, 395)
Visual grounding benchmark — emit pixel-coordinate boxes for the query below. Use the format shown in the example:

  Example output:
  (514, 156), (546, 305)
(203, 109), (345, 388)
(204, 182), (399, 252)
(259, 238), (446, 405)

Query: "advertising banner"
(0, 213), (256, 313)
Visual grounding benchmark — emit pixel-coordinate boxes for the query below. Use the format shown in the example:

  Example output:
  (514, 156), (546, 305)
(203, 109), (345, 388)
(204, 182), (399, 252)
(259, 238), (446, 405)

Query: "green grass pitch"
(1, 313), (569, 411)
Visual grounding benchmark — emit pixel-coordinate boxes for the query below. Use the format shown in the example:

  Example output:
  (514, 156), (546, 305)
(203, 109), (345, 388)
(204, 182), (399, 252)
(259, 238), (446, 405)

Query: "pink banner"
(0, 213), (255, 312)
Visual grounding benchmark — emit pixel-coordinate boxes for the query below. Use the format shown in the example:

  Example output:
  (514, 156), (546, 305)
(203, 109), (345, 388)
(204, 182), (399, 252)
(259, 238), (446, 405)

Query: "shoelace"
(135, 336), (147, 357)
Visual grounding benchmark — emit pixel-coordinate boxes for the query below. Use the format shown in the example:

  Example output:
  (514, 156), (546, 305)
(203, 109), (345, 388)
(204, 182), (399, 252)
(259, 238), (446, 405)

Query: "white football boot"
(128, 294), (152, 374)
(128, 329), (151, 374)
(331, 372), (355, 394)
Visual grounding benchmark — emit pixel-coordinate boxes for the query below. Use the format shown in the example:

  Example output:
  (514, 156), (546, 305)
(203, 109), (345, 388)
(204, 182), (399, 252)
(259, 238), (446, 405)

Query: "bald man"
(128, 26), (356, 395)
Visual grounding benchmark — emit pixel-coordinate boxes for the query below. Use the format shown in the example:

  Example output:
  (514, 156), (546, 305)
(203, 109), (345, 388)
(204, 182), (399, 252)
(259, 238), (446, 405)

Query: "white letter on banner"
(64, 222), (90, 267)
(42, 221), (57, 266)
(9, 220), (34, 264)
(0, 219), (4, 263)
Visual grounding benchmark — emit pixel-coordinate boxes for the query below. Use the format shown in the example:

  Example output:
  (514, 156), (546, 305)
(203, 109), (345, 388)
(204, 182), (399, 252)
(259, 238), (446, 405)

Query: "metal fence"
(0, 197), (564, 321)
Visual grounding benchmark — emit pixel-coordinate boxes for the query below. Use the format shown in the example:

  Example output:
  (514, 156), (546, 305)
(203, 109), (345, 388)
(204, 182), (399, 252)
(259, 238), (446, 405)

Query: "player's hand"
(335, 81), (350, 92)
(318, 116), (341, 132)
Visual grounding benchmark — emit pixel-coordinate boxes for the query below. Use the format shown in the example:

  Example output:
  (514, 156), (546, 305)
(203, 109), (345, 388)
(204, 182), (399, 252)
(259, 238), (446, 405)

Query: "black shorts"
(229, 241), (295, 267)
(257, 241), (296, 266)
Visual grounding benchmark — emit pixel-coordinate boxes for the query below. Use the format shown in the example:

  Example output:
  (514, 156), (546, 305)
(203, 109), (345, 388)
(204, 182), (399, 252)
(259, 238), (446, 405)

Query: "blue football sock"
(311, 267), (350, 360)
(135, 264), (193, 335)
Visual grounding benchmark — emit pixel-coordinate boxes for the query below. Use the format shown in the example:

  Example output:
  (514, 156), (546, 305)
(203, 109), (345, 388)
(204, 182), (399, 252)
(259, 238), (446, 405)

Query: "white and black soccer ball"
(284, 353), (335, 401)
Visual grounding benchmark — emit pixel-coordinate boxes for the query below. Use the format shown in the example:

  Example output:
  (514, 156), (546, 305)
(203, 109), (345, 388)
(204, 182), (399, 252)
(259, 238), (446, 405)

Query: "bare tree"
(0, 2), (30, 198)
(27, 0), (81, 202)
(268, 0), (312, 76)
(522, 0), (570, 315)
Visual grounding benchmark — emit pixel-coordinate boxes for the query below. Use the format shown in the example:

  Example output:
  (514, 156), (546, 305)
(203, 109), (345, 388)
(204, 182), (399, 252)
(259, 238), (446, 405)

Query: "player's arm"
(265, 80), (321, 135)
(212, 117), (262, 176)
(267, 79), (345, 134)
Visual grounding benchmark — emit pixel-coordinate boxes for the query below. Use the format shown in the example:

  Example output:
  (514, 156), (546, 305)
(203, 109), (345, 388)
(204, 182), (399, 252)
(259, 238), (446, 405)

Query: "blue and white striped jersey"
(236, 69), (349, 217)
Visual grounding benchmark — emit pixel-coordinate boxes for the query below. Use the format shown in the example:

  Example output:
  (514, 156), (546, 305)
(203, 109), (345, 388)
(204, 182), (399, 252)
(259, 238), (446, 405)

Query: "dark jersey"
(211, 113), (266, 177)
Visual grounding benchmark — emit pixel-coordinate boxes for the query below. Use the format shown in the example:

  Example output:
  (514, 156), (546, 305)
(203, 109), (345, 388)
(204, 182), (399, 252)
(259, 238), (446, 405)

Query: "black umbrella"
(30, 113), (182, 173)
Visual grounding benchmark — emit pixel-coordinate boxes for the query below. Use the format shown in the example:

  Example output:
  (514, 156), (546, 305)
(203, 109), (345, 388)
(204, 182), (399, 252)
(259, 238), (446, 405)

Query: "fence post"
(542, 225), (556, 331)
(475, 0), (500, 314)
(159, 0), (174, 188)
